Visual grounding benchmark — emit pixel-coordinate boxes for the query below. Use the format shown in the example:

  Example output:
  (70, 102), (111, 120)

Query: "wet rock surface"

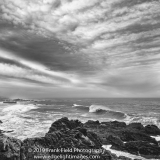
(0, 117), (160, 159)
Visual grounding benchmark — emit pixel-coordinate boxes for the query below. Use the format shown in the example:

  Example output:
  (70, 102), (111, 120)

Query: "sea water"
(0, 98), (160, 140)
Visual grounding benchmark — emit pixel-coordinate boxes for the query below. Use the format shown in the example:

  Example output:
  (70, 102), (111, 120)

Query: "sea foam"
(72, 104), (83, 107)
(102, 145), (158, 160)
(151, 136), (160, 142)
(2, 104), (39, 113)
(0, 103), (47, 140)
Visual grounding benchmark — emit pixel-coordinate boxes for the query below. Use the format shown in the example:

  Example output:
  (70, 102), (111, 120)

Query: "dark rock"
(110, 121), (127, 128)
(87, 131), (102, 147)
(85, 120), (100, 127)
(139, 144), (160, 156)
(107, 135), (124, 149)
(21, 137), (52, 160)
(118, 156), (132, 160)
(0, 134), (21, 160)
(127, 123), (144, 130)
(83, 119), (160, 159)
(124, 141), (160, 156)
(1, 117), (160, 160)
(145, 125), (160, 135)
(101, 121), (126, 128)
(0, 120), (2, 124)
(119, 130), (157, 144)
(21, 117), (114, 160)
(77, 127), (87, 136)
(124, 141), (141, 155)
(48, 117), (83, 133)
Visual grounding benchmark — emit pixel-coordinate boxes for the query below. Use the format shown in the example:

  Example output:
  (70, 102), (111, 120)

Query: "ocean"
(0, 98), (160, 140)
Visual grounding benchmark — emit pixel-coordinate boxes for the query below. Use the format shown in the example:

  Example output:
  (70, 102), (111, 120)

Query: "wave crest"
(88, 105), (127, 119)
(89, 105), (111, 113)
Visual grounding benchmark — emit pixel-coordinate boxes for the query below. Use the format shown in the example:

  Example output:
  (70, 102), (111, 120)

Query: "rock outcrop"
(1, 118), (160, 160)
(84, 120), (160, 159)
(0, 117), (116, 160)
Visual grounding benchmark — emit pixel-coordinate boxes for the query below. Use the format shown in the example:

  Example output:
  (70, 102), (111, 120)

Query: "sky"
(0, 0), (160, 98)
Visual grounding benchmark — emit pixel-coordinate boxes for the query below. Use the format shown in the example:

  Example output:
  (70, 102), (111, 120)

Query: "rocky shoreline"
(0, 117), (160, 160)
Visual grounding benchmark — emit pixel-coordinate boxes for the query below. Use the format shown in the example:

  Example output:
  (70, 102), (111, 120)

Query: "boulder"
(84, 120), (100, 127)
(110, 121), (127, 128)
(101, 121), (126, 128)
(145, 125), (160, 135)
(127, 123), (144, 131)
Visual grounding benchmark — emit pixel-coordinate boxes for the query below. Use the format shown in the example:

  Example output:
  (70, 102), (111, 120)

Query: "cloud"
(0, 0), (160, 97)
(101, 67), (159, 90)
(0, 48), (82, 87)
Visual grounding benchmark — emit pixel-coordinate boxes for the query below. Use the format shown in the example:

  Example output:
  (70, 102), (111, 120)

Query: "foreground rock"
(0, 134), (21, 160)
(84, 120), (160, 159)
(1, 117), (118, 160)
(1, 117), (160, 160)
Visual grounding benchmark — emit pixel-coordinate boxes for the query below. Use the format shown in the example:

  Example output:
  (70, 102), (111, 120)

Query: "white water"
(0, 103), (52, 140)
(103, 145), (159, 160)
(124, 114), (160, 129)
(72, 104), (83, 107)
(2, 103), (38, 113)
(1, 100), (160, 142)
(151, 136), (160, 142)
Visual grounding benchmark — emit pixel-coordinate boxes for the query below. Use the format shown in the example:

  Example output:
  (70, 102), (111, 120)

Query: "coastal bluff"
(0, 117), (160, 160)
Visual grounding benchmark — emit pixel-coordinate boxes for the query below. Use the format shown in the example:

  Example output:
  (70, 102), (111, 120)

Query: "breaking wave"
(89, 105), (127, 119)
(89, 105), (111, 113)
(73, 104), (127, 120)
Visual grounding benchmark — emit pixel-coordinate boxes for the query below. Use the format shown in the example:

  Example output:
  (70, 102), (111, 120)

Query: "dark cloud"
(0, 29), (100, 74)
(0, 57), (30, 69)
